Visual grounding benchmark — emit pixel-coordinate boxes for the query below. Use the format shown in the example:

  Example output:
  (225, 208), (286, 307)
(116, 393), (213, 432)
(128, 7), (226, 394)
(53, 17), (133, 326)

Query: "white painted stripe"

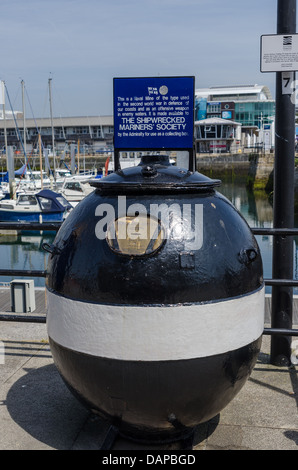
(46, 287), (265, 361)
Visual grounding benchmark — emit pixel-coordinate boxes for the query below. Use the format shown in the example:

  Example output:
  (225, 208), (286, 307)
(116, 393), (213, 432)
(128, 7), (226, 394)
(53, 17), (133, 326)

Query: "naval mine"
(45, 153), (264, 442)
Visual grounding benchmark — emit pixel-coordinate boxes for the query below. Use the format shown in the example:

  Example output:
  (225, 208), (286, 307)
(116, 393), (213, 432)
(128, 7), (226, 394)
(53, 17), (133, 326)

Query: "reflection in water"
(219, 181), (298, 294)
(0, 231), (55, 287)
(219, 182), (273, 228)
(0, 181), (297, 293)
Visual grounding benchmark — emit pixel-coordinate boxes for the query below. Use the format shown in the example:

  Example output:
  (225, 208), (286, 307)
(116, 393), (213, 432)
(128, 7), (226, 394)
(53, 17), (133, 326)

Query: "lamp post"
(271, 0), (296, 366)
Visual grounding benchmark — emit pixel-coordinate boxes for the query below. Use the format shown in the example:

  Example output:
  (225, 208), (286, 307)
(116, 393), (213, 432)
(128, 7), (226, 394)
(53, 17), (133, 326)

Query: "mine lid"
(89, 155), (221, 194)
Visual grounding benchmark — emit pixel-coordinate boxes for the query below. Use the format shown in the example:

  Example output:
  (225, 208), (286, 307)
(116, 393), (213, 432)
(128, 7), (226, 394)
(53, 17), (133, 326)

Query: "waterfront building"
(194, 117), (242, 154)
(0, 115), (114, 155)
(195, 85), (275, 152)
(0, 84), (276, 157)
(0, 110), (22, 120)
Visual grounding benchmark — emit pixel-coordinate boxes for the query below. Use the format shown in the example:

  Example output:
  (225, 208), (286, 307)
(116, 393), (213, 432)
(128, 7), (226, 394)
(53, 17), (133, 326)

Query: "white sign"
(261, 34), (298, 72)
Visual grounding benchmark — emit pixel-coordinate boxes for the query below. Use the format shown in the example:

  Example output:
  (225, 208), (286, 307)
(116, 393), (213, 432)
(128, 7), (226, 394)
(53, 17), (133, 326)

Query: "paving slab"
(0, 321), (297, 451)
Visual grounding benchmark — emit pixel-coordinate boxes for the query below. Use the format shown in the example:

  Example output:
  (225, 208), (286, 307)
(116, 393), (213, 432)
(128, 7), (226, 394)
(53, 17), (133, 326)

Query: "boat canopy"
(14, 164), (27, 176)
(35, 189), (72, 213)
(0, 164), (27, 182)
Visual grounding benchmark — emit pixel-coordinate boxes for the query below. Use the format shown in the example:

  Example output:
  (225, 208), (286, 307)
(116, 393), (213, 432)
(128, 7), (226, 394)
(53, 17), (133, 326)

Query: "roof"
(195, 84), (273, 101)
(195, 117), (241, 126)
(36, 189), (72, 212)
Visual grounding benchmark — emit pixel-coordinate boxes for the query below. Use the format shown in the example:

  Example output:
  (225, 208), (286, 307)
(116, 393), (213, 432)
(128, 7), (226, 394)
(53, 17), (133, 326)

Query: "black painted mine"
(46, 172), (263, 305)
(49, 334), (262, 441)
(46, 155), (264, 441)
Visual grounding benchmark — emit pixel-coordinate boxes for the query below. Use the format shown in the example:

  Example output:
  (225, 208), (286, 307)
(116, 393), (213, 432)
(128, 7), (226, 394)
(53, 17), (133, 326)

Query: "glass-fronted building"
(195, 85), (275, 151)
(234, 100), (275, 128)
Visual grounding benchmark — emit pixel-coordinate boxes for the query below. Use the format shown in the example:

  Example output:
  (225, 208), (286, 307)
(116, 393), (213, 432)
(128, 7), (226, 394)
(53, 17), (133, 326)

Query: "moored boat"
(0, 189), (72, 223)
(59, 175), (95, 206)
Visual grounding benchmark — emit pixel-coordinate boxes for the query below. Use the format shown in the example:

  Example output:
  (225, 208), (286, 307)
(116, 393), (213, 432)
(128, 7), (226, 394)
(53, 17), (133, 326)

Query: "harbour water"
(0, 231), (55, 287)
(0, 177), (297, 293)
(219, 179), (298, 294)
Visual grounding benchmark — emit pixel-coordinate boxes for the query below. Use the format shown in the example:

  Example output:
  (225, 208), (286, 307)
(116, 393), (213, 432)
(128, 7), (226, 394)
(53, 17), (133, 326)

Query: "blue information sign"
(113, 76), (195, 149)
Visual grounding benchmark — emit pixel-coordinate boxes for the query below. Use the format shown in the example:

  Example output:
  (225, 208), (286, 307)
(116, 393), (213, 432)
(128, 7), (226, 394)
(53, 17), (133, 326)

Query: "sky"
(0, 0), (294, 118)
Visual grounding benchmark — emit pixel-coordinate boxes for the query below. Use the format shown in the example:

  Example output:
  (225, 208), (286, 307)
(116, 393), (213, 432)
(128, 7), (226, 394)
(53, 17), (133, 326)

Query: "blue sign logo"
(113, 76), (195, 149)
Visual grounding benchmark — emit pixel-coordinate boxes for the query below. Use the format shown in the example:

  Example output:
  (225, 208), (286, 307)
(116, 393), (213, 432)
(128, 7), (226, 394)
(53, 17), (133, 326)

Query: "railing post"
(271, 0), (296, 366)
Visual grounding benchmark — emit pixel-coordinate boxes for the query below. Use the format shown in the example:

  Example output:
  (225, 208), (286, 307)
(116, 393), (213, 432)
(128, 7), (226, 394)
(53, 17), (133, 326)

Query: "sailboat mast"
(38, 133), (44, 189)
(48, 77), (56, 177)
(21, 80), (27, 161)
(1, 81), (8, 165)
(0, 80), (7, 162)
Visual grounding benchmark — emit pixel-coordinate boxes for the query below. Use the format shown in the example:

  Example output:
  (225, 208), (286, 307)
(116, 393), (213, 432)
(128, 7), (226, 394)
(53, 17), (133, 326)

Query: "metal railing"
(0, 222), (62, 324)
(251, 227), (298, 340)
(0, 222), (61, 280)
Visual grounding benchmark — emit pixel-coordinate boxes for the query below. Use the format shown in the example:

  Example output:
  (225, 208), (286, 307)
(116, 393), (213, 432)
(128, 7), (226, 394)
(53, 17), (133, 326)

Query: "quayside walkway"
(0, 288), (297, 450)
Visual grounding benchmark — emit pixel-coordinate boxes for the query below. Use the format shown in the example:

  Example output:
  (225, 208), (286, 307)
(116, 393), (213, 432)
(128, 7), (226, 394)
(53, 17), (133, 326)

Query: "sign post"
(261, 33), (298, 72)
(261, 0), (296, 366)
(113, 76), (195, 171)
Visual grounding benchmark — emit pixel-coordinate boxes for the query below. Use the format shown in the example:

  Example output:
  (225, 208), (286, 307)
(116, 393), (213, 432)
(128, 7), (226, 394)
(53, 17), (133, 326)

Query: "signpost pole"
(270, 0), (296, 365)
(114, 149), (120, 172)
(188, 147), (195, 172)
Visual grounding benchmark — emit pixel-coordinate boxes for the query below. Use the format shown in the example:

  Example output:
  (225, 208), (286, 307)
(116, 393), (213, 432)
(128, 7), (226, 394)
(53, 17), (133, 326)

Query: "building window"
(204, 125), (216, 139)
(207, 103), (221, 113)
